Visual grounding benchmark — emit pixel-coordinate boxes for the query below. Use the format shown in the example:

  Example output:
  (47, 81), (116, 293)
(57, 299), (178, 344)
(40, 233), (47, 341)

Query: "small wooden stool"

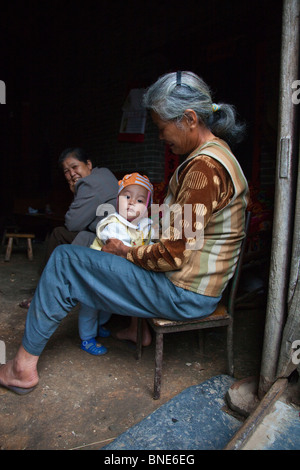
(4, 233), (35, 261)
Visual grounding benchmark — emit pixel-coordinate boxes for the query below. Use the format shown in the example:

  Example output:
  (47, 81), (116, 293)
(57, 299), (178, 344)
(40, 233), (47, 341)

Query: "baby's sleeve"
(98, 222), (132, 247)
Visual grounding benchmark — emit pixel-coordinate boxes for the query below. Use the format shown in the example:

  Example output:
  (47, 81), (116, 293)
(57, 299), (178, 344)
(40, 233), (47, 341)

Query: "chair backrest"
(227, 211), (251, 314)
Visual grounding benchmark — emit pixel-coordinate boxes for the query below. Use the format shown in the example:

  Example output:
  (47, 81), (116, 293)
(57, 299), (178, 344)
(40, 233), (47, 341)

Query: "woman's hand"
(102, 238), (130, 258)
(68, 179), (76, 193)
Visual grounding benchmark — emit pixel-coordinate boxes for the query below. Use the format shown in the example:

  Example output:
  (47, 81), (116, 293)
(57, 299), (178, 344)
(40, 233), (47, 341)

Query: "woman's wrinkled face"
(62, 155), (92, 184)
(151, 111), (192, 156)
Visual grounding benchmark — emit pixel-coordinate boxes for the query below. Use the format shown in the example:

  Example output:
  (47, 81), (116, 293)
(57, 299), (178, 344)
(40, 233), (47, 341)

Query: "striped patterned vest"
(165, 139), (249, 297)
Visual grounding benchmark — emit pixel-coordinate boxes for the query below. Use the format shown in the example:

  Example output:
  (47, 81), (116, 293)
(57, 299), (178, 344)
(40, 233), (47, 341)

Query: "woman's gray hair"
(143, 71), (245, 145)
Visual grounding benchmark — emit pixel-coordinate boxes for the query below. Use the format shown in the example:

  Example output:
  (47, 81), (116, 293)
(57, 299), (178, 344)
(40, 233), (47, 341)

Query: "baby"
(79, 173), (154, 356)
(91, 172), (153, 250)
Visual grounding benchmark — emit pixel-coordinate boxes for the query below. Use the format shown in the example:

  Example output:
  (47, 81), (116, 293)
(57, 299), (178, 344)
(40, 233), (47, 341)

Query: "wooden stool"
(4, 233), (35, 261)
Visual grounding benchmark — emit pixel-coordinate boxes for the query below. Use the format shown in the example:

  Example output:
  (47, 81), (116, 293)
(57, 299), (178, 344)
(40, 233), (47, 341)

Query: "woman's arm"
(65, 168), (118, 232)
(65, 178), (100, 231)
(125, 156), (233, 272)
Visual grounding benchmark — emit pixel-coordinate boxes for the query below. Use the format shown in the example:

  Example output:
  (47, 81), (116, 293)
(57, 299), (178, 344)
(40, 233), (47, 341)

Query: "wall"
(0, 0), (283, 220)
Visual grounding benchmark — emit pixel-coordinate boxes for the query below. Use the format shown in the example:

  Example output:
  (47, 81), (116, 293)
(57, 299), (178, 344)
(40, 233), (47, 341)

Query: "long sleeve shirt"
(65, 167), (118, 233)
(127, 139), (249, 297)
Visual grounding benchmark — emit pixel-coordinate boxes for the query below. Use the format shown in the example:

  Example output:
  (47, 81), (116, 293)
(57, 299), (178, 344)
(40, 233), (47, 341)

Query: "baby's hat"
(118, 173), (153, 205)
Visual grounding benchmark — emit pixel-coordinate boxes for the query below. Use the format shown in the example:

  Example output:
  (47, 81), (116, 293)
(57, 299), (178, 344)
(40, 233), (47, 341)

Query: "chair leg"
(227, 322), (234, 376)
(4, 237), (13, 262)
(27, 238), (33, 261)
(135, 318), (143, 360)
(153, 332), (164, 400)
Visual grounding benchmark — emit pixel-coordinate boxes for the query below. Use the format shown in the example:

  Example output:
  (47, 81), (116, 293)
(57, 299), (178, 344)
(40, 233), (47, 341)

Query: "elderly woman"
(19, 147), (118, 307)
(0, 71), (249, 394)
(42, 147), (119, 265)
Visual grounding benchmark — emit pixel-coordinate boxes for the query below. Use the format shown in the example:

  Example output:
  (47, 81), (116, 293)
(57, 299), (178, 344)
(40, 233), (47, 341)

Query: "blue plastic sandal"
(98, 326), (111, 338)
(81, 338), (107, 356)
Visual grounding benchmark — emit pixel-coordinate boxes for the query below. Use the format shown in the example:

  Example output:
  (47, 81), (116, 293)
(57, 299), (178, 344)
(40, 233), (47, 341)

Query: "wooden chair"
(136, 212), (251, 399)
(4, 233), (35, 261)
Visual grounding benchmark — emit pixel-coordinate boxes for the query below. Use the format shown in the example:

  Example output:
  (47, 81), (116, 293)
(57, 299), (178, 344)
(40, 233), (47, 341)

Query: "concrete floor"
(0, 240), (266, 450)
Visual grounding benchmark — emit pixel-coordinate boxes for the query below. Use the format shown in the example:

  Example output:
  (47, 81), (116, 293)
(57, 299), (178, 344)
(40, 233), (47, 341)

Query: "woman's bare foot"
(116, 318), (152, 347)
(0, 345), (39, 392)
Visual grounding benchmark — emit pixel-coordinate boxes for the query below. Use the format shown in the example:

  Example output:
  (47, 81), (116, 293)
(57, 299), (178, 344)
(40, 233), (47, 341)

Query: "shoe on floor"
(81, 338), (107, 356)
(98, 326), (111, 338)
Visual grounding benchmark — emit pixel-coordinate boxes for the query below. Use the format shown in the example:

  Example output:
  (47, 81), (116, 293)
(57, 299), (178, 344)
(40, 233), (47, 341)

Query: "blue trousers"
(22, 245), (221, 356)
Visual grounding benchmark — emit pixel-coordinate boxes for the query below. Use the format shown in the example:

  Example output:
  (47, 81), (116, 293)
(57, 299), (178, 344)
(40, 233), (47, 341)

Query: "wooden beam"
(276, 136), (300, 378)
(258, 0), (300, 397)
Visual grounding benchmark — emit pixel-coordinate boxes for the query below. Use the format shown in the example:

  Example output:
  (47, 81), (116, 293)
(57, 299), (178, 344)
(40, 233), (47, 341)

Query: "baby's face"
(118, 184), (149, 224)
